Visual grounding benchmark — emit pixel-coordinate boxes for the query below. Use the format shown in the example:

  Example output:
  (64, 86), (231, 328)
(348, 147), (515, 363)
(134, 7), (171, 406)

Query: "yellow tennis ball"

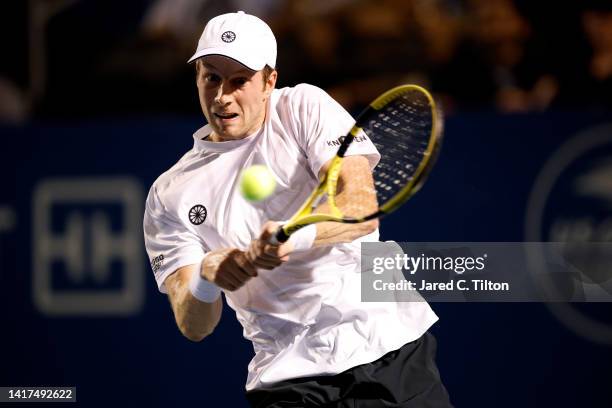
(240, 165), (276, 202)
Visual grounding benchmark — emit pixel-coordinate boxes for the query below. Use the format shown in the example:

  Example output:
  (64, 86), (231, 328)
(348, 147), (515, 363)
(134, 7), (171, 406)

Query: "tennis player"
(144, 11), (452, 408)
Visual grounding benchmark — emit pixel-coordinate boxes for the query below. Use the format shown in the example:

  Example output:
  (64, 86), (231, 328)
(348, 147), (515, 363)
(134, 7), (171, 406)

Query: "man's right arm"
(165, 246), (280, 342)
(164, 264), (223, 342)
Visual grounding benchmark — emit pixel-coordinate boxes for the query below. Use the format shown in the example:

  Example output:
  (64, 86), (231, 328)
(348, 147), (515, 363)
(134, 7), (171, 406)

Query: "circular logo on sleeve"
(188, 205), (207, 225)
(221, 31), (236, 43)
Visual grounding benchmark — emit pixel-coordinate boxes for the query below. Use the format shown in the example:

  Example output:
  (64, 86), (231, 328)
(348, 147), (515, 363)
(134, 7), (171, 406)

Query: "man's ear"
(264, 70), (278, 97)
(194, 59), (203, 85)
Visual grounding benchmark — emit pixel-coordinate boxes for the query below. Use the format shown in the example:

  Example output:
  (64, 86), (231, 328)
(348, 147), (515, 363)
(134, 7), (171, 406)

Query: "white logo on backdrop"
(33, 177), (144, 316)
(525, 124), (612, 344)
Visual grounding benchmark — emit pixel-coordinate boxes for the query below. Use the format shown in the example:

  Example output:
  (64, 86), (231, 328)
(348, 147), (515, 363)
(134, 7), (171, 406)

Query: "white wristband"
(288, 224), (317, 251)
(188, 258), (221, 303)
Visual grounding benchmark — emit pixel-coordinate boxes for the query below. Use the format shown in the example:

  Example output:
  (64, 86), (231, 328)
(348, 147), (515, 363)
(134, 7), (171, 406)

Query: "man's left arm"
(312, 154), (378, 246)
(245, 155), (378, 267)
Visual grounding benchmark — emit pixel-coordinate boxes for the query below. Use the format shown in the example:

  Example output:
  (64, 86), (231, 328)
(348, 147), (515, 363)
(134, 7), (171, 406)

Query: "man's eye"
(206, 74), (221, 82)
(234, 78), (247, 86)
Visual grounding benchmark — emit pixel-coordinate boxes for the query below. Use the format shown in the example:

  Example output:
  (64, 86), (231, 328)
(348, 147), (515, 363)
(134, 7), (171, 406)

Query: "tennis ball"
(240, 165), (276, 202)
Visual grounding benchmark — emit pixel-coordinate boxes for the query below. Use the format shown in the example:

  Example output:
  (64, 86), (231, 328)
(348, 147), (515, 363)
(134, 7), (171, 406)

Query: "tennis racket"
(270, 84), (443, 244)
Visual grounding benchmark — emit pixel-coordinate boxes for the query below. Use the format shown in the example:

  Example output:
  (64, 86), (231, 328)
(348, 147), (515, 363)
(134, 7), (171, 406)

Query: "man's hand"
(201, 248), (258, 291)
(246, 221), (293, 270)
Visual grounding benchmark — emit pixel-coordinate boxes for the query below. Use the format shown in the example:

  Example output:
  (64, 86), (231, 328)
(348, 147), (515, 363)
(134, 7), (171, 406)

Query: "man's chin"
(210, 126), (247, 142)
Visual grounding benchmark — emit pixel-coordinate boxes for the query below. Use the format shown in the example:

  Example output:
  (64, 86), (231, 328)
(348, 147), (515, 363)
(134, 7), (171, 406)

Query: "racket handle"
(269, 227), (290, 245)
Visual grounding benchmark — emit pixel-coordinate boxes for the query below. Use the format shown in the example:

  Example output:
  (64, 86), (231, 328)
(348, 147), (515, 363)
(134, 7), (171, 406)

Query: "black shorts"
(246, 332), (453, 408)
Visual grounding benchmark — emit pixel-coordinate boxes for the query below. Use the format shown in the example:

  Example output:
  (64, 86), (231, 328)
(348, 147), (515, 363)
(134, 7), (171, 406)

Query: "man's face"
(196, 55), (276, 142)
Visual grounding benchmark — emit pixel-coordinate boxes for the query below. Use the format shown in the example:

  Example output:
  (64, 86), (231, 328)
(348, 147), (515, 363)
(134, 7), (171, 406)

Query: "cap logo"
(221, 31), (236, 43)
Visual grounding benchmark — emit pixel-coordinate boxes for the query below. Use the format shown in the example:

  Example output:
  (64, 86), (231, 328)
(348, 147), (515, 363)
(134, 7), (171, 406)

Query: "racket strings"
(361, 90), (433, 205)
(324, 156), (378, 220)
(334, 170), (378, 219)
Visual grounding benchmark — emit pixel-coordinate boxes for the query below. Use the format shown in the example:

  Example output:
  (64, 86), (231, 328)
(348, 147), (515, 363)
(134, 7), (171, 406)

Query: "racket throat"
(325, 156), (343, 218)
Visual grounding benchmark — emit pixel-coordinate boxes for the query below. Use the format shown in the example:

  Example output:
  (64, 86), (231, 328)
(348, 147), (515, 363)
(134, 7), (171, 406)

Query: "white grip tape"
(188, 256), (221, 303)
(288, 224), (317, 251)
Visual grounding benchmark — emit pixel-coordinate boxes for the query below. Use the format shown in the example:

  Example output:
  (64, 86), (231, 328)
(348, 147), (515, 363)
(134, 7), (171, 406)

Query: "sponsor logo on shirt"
(326, 135), (368, 147)
(188, 204), (207, 225)
(151, 254), (164, 273)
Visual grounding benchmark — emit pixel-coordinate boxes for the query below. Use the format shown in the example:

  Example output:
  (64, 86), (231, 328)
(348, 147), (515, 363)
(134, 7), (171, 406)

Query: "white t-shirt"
(143, 83), (438, 390)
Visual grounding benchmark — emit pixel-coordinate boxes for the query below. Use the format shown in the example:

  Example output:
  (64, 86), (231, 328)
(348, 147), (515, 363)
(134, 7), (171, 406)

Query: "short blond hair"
(195, 59), (276, 90)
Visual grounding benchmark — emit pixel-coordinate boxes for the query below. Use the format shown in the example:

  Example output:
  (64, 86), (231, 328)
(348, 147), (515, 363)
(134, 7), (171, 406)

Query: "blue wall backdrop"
(1, 112), (612, 407)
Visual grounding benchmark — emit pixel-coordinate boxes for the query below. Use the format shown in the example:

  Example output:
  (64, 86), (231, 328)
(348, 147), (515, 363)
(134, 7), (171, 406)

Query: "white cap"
(188, 11), (277, 71)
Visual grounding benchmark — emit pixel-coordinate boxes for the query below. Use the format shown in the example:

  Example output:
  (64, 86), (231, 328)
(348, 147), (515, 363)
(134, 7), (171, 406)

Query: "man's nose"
(214, 81), (233, 105)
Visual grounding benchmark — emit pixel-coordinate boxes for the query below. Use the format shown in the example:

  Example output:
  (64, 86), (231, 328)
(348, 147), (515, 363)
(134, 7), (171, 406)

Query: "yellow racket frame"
(280, 84), (440, 237)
